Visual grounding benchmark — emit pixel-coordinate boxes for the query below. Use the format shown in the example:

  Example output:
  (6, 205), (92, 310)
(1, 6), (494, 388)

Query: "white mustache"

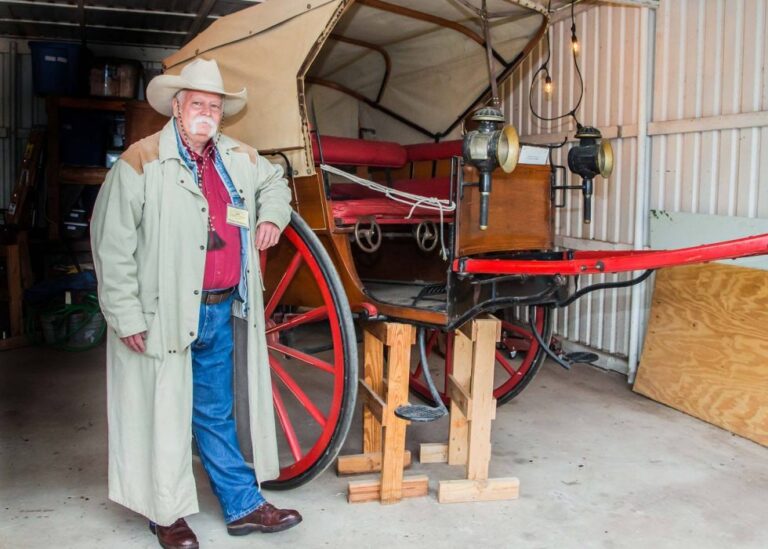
(190, 115), (218, 138)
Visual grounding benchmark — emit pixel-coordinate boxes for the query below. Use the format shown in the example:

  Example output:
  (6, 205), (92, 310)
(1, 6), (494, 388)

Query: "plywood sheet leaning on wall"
(633, 264), (768, 447)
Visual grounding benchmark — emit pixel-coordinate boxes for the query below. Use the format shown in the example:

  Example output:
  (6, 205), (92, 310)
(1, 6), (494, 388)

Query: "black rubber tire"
(262, 211), (358, 490)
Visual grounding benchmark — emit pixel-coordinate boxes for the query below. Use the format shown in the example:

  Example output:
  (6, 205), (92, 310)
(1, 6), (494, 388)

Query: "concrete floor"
(1, 344), (767, 549)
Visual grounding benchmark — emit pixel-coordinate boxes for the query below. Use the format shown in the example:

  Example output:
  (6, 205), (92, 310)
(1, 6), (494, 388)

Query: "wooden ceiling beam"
(76, 0), (85, 44)
(184, 0), (217, 45)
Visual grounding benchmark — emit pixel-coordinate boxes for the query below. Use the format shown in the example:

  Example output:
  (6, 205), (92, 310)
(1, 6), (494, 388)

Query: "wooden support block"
(458, 313), (502, 342)
(366, 322), (417, 346)
(423, 317), (518, 505)
(447, 327), (472, 466)
(437, 477), (519, 504)
(466, 317), (500, 481)
(419, 443), (448, 464)
(359, 379), (387, 426)
(345, 321), (426, 505)
(363, 329), (384, 453)
(447, 374), (471, 420)
(379, 323), (414, 504)
(348, 475), (429, 504)
(337, 451), (412, 475)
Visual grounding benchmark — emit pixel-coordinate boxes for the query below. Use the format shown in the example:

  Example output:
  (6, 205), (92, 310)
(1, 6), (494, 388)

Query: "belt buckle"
(203, 286), (235, 305)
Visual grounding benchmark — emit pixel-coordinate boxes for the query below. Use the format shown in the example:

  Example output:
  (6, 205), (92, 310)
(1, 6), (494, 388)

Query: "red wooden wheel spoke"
(263, 221), (356, 488)
(266, 306), (328, 335)
(268, 341), (335, 374)
(495, 349), (518, 376)
(503, 322), (534, 339)
(272, 381), (302, 462)
(426, 330), (439, 351)
(264, 251), (304, 319)
(269, 356), (328, 427)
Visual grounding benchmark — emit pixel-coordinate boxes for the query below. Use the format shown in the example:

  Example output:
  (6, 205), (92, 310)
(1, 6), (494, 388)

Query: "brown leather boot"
(149, 518), (200, 549)
(226, 502), (302, 535)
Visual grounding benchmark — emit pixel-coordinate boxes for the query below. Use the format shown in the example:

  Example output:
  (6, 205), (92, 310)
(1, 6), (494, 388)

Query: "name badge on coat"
(226, 204), (249, 228)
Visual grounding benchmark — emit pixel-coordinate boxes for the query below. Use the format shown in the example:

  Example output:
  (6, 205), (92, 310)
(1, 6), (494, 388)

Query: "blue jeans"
(191, 294), (266, 523)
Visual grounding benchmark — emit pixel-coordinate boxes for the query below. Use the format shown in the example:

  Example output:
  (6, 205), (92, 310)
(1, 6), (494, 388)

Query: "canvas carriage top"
(163, 0), (551, 174)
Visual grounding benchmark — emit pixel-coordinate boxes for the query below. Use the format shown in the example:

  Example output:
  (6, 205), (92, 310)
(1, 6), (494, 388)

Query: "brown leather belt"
(200, 286), (236, 305)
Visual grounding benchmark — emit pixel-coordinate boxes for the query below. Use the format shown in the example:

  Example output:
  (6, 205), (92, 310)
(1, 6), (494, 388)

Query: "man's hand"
(121, 332), (147, 353)
(255, 222), (281, 251)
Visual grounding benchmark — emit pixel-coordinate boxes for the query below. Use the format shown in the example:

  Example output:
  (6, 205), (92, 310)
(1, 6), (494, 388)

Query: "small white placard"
(519, 145), (549, 165)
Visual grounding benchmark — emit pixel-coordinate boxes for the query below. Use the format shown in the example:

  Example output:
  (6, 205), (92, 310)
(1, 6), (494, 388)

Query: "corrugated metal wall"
(503, 4), (649, 368)
(504, 0), (768, 375)
(0, 40), (46, 212)
(650, 0), (768, 219)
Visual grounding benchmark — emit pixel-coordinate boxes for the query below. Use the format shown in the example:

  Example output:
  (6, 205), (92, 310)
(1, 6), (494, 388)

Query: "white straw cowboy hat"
(146, 58), (247, 117)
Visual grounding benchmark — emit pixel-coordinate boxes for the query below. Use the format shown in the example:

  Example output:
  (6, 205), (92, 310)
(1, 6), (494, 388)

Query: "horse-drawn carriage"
(162, 0), (768, 489)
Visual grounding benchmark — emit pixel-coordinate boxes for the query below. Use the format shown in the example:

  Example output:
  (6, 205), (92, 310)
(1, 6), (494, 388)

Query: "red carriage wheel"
(259, 212), (357, 490)
(408, 306), (552, 406)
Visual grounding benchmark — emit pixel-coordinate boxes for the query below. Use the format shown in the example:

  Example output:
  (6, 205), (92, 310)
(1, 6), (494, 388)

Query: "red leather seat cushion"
(331, 197), (454, 225)
(330, 177), (451, 201)
(329, 183), (381, 200)
(392, 177), (451, 200)
(404, 140), (462, 162)
(311, 135), (407, 168)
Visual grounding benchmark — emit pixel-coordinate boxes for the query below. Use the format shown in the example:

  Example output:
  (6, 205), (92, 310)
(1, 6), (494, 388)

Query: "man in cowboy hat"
(91, 58), (301, 549)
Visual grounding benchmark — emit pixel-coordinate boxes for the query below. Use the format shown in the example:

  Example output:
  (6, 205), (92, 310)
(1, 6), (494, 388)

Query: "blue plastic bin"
(29, 41), (87, 96)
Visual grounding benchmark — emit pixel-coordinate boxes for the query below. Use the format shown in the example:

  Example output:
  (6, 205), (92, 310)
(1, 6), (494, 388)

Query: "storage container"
(29, 41), (88, 96)
(89, 59), (142, 98)
(62, 221), (88, 240)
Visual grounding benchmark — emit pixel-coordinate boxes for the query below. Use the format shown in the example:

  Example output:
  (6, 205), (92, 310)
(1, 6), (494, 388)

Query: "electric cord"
(529, 0), (584, 126)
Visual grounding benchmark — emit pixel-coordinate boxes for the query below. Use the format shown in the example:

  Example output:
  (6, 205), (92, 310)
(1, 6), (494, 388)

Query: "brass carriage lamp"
(462, 106), (520, 230)
(567, 125), (614, 224)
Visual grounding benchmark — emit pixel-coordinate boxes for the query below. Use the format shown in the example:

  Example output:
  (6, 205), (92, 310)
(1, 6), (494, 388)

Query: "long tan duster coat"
(91, 120), (292, 525)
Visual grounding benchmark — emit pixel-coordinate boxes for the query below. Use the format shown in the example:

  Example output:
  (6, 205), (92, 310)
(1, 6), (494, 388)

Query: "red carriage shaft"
(454, 234), (768, 276)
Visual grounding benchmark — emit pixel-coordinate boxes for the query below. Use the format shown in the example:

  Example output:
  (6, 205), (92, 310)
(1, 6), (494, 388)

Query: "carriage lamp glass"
(567, 125), (614, 224)
(463, 106), (520, 230)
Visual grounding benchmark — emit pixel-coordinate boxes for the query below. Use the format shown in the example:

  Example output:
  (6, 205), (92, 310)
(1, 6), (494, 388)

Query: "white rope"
(321, 164), (455, 260)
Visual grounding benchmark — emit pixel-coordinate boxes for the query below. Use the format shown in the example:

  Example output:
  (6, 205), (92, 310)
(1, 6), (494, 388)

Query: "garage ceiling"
(0, 0), (658, 49)
(0, 0), (264, 48)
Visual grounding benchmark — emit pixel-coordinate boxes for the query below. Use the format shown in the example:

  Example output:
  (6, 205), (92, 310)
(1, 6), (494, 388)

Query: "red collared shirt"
(187, 141), (242, 290)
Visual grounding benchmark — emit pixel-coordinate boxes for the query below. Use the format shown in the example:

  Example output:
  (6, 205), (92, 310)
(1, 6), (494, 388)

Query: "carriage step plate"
(395, 404), (448, 423)
(563, 352), (599, 364)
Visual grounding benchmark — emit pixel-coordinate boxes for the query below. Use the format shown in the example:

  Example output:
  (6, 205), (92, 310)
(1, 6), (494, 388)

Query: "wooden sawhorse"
(337, 321), (428, 504)
(420, 315), (519, 503)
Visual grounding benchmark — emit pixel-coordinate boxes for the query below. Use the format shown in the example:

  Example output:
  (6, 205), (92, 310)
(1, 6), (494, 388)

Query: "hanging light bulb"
(543, 74), (553, 98)
(571, 21), (580, 55)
